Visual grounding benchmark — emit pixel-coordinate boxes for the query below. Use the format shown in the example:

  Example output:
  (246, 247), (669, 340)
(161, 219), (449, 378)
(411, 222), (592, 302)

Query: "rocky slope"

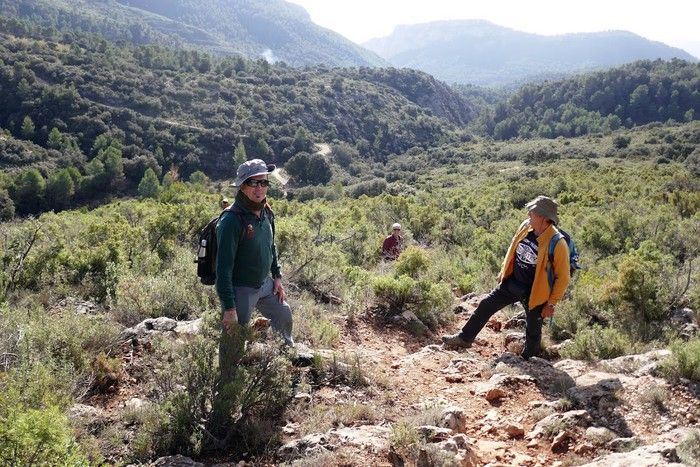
(67, 292), (700, 466)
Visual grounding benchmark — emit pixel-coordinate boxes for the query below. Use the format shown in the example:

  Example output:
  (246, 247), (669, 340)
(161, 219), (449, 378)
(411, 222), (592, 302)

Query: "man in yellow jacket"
(442, 196), (570, 359)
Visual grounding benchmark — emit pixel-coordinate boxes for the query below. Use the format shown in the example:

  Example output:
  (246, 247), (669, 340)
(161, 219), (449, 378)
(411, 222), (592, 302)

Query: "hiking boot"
(441, 333), (473, 349)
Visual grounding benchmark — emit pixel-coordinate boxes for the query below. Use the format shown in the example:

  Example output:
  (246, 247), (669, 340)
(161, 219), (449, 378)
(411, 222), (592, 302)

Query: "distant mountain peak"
(363, 19), (697, 86)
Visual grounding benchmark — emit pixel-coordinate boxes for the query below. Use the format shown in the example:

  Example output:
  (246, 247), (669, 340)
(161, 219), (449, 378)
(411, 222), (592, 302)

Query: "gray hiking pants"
(233, 276), (294, 345)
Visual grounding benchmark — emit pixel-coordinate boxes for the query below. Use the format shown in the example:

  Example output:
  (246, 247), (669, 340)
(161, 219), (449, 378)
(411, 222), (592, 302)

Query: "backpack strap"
(227, 204), (275, 242)
(547, 231), (564, 289)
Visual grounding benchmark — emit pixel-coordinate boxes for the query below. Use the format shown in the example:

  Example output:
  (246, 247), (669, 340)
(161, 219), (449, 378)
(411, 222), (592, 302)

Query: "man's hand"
(273, 278), (286, 303)
(541, 303), (555, 318)
(222, 308), (238, 334)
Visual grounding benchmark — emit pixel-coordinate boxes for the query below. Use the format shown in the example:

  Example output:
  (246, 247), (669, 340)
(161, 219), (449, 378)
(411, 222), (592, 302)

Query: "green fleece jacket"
(215, 202), (281, 310)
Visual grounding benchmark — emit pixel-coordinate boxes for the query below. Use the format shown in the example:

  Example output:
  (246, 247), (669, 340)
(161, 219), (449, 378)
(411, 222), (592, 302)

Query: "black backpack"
(195, 204), (275, 285)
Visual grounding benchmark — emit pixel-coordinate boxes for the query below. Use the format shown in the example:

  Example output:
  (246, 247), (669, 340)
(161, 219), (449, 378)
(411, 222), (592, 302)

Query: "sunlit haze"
(287, 0), (700, 58)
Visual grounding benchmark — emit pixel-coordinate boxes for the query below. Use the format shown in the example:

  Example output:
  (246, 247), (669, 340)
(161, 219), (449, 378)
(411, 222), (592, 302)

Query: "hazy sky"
(287, 0), (700, 58)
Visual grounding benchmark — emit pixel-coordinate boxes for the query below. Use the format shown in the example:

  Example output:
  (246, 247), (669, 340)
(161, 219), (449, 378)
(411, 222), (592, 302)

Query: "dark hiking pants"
(459, 279), (544, 359)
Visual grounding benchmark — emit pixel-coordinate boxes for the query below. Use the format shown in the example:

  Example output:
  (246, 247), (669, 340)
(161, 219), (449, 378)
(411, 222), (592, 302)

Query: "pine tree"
(47, 127), (63, 149)
(20, 116), (35, 140)
(138, 168), (160, 199)
(234, 140), (247, 168)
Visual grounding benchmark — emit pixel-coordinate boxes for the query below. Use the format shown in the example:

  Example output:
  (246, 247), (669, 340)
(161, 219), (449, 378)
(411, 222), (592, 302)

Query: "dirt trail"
(325, 312), (557, 465)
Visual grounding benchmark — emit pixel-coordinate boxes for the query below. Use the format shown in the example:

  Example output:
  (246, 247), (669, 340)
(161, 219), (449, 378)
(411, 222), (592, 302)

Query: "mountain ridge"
(0, 0), (388, 67)
(364, 20), (698, 86)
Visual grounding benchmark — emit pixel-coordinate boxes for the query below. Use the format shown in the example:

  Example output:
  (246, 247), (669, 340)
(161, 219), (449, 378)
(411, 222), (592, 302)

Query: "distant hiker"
(220, 198), (230, 209)
(382, 222), (404, 260)
(442, 196), (570, 360)
(216, 159), (293, 380)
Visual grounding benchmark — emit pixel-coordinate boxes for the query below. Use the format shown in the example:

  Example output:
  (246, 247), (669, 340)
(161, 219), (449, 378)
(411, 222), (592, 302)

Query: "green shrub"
(390, 421), (419, 451)
(0, 403), (88, 466)
(372, 274), (452, 330)
(149, 329), (292, 459)
(677, 430), (700, 466)
(456, 273), (477, 295)
(292, 295), (341, 347)
(0, 384), (88, 466)
(660, 338), (700, 382)
(23, 311), (120, 374)
(602, 241), (674, 340)
(372, 275), (416, 314)
(560, 325), (633, 361)
(113, 249), (217, 325)
(91, 352), (122, 393)
(548, 300), (589, 341)
(395, 245), (430, 278)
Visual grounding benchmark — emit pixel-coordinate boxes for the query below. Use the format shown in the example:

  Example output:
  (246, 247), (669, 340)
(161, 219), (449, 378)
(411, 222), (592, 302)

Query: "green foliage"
(149, 330), (293, 459)
(677, 430), (700, 466)
(91, 352), (122, 393)
(20, 115), (35, 140)
(660, 339), (700, 382)
(390, 421), (419, 451)
(113, 250), (219, 325)
(486, 60), (700, 140)
(13, 168), (45, 214)
(286, 151), (332, 186)
(0, 26), (461, 192)
(0, 188), (15, 220)
(138, 168), (161, 199)
(602, 241), (674, 338)
(395, 245), (430, 278)
(0, 397), (88, 466)
(0, 355), (88, 465)
(560, 325), (633, 361)
(371, 274), (452, 330)
(233, 140), (247, 169)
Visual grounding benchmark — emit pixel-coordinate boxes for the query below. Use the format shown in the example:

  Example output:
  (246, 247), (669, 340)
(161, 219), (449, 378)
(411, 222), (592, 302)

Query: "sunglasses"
(244, 179), (271, 187)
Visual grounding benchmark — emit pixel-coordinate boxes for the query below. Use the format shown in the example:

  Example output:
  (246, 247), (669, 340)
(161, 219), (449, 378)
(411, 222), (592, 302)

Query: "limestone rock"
(579, 441), (683, 466)
(585, 426), (617, 445)
(330, 425), (391, 451)
(277, 433), (332, 461)
(606, 436), (641, 452)
(598, 350), (672, 376)
(151, 455), (204, 467)
(417, 425), (454, 442)
(442, 406), (467, 433)
(528, 410), (591, 440)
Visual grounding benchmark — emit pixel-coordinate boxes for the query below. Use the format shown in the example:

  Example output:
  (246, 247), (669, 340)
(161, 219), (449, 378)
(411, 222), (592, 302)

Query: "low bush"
(660, 338), (700, 382)
(371, 275), (452, 330)
(0, 369), (88, 465)
(560, 325), (633, 361)
(389, 421), (419, 451)
(291, 295), (341, 347)
(146, 328), (293, 460)
(677, 430), (700, 466)
(112, 248), (218, 325)
(395, 246), (430, 278)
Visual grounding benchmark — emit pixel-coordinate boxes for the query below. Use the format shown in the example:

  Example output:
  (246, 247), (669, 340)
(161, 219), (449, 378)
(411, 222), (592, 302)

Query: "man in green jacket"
(442, 195), (570, 359)
(215, 159), (293, 380)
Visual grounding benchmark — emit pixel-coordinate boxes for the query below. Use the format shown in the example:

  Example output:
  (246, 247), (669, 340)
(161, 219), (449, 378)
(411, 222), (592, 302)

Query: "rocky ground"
(69, 296), (700, 466)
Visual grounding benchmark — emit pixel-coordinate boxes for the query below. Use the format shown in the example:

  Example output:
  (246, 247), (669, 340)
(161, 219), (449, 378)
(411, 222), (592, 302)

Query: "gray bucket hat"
(231, 159), (275, 187)
(526, 195), (559, 225)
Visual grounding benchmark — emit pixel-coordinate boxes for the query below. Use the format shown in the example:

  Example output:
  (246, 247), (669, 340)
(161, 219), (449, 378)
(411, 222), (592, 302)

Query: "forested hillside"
(0, 20), (475, 215)
(0, 0), (387, 67)
(364, 20), (698, 86)
(479, 59), (700, 139)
